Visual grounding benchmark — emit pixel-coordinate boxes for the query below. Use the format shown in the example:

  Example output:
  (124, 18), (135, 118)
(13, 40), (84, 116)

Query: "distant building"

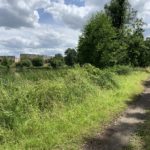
(0, 54), (52, 64)
(0, 56), (15, 63)
(20, 54), (44, 61)
(20, 54), (52, 61)
(15, 57), (20, 63)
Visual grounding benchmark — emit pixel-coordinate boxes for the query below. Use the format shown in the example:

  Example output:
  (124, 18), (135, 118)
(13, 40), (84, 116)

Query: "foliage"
(49, 53), (65, 68)
(78, 13), (121, 67)
(31, 57), (44, 67)
(109, 65), (133, 75)
(0, 66), (148, 149)
(16, 59), (32, 68)
(1, 57), (13, 68)
(77, 0), (150, 68)
(105, 0), (136, 29)
(65, 48), (77, 66)
(144, 38), (150, 66)
(126, 19), (147, 67)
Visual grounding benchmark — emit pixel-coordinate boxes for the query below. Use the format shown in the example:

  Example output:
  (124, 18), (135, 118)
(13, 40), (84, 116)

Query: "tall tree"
(77, 0), (148, 68)
(127, 19), (146, 66)
(105, 0), (135, 29)
(78, 13), (119, 67)
(144, 38), (150, 66)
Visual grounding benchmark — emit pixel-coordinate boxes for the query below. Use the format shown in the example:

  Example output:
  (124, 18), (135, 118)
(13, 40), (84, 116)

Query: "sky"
(0, 0), (150, 57)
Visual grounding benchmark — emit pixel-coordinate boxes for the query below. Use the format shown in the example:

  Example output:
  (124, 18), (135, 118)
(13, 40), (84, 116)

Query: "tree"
(104, 0), (135, 29)
(144, 38), (150, 66)
(65, 48), (77, 66)
(77, 0), (148, 68)
(105, 0), (148, 67)
(32, 57), (44, 67)
(78, 12), (122, 67)
(126, 19), (146, 66)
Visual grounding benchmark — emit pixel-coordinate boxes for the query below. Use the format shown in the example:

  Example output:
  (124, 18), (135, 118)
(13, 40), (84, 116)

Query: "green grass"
(0, 65), (149, 150)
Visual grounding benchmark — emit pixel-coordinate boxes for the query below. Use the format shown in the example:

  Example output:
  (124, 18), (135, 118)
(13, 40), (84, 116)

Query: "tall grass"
(0, 65), (149, 149)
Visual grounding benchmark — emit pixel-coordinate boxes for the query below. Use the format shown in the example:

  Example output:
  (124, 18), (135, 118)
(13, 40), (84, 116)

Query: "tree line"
(0, 49), (78, 69)
(1, 0), (150, 69)
(49, 0), (150, 69)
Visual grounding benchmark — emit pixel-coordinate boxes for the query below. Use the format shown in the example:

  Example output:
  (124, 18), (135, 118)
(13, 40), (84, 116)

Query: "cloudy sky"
(0, 0), (150, 57)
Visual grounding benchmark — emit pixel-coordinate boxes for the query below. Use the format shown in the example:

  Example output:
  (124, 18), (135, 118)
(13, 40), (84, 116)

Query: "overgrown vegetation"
(31, 57), (44, 67)
(0, 57), (14, 68)
(0, 66), (149, 149)
(0, 0), (150, 149)
(49, 54), (65, 68)
(16, 59), (32, 68)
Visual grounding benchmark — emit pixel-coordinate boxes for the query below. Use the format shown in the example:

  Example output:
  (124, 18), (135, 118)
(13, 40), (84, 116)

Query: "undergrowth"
(0, 65), (149, 149)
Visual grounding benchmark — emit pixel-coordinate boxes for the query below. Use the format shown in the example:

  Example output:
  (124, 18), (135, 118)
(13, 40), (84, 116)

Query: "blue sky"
(0, 0), (149, 57)
(65, 0), (85, 6)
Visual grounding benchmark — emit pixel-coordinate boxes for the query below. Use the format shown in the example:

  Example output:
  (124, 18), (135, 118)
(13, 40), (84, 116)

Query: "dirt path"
(83, 80), (150, 150)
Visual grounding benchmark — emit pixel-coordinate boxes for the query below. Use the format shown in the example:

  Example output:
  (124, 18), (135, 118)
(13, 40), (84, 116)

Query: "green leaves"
(77, 0), (150, 68)
(49, 54), (65, 69)
(78, 13), (118, 67)
(65, 48), (77, 66)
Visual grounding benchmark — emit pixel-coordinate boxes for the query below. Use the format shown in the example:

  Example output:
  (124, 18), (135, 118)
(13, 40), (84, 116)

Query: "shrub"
(22, 59), (32, 67)
(32, 57), (44, 67)
(1, 57), (13, 67)
(83, 64), (118, 89)
(49, 58), (64, 69)
(49, 54), (65, 69)
(15, 62), (22, 68)
(16, 59), (32, 68)
(110, 65), (133, 75)
(65, 48), (77, 66)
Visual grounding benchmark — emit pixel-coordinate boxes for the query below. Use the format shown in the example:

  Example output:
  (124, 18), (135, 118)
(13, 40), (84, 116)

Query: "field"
(0, 65), (149, 150)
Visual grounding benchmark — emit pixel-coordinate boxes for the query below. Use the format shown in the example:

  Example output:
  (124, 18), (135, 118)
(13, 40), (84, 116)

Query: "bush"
(83, 64), (118, 89)
(1, 57), (13, 67)
(65, 48), (77, 66)
(49, 54), (65, 69)
(15, 62), (22, 68)
(110, 65), (133, 75)
(16, 59), (32, 68)
(22, 59), (32, 67)
(49, 58), (64, 69)
(32, 57), (44, 67)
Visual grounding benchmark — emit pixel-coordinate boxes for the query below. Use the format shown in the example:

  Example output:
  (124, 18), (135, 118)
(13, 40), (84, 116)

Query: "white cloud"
(0, 24), (80, 56)
(129, 0), (150, 33)
(85, 0), (108, 8)
(0, 0), (49, 28)
(0, 0), (150, 56)
(46, 1), (94, 29)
